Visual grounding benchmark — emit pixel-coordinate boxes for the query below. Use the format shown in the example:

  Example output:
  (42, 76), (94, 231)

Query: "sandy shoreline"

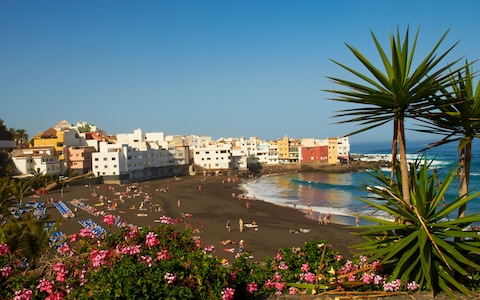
(28, 173), (365, 263)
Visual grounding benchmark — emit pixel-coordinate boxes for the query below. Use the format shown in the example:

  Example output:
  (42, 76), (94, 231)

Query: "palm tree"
(0, 177), (14, 215)
(9, 128), (28, 149)
(10, 179), (31, 205)
(414, 61), (480, 218)
(30, 169), (48, 191)
(2, 213), (59, 268)
(356, 158), (480, 296)
(325, 27), (461, 206)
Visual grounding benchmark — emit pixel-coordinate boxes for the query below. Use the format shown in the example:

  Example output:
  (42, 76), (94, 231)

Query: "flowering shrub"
(0, 222), (471, 299)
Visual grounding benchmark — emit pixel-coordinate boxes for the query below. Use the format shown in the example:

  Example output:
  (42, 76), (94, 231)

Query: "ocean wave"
(291, 179), (361, 192)
(352, 153), (452, 169)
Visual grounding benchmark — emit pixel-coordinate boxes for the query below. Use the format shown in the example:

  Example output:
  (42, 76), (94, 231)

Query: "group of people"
(226, 218), (258, 233)
(318, 212), (331, 225)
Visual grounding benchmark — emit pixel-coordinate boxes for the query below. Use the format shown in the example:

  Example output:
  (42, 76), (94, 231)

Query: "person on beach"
(239, 218), (244, 232)
(226, 219), (231, 232)
(318, 213), (323, 225)
(238, 240), (244, 253)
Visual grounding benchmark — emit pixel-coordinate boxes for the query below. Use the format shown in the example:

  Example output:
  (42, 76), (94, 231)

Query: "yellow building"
(32, 127), (67, 160)
(277, 135), (289, 163)
(327, 138), (339, 164)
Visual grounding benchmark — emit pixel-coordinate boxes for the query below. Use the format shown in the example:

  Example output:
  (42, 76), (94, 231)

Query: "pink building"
(67, 146), (96, 174)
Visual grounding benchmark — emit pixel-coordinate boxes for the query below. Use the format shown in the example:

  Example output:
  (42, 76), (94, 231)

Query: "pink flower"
(58, 243), (70, 255)
(374, 275), (384, 285)
(37, 279), (54, 294)
(359, 255), (368, 265)
(407, 281), (419, 291)
(275, 252), (282, 261)
(288, 287), (296, 294)
(361, 272), (374, 284)
(53, 263), (68, 282)
(79, 228), (96, 240)
(14, 289), (33, 300)
(139, 255), (154, 267)
(69, 233), (78, 242)
(301, 272), (316, 283)
(221, 287), (235, 300)
(102, 214), (116, 226)
(145, 232), (160, 249)
(246, 282), (258, 294)
(301, 263), (310, 273)
(336, 254), (343, 261)
(278, 261), (288, 270)
(1, 265), (12, 277)
(45, 291), (64, 300)
(229, 272), (237, 282)
(274, 281), (285, 292)
(264, 279), (275, 289)
(117, 245), (142, 255)
(157, 249), (171, 260)
(164, 272), (176, 284)
(90, 249), (109, 268)
(0, 243), (10, 256)
(274, 272), (282, 281)
(126, 227), (139, 240)
(383, 279), (401, 292)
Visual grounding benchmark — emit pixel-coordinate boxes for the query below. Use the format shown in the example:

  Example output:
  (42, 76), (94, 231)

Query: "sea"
(241, 139), (480, 226)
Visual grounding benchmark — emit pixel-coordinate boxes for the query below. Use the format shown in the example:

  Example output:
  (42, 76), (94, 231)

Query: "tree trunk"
(457, 139), (472, 219)
(397, 119), (411, 206)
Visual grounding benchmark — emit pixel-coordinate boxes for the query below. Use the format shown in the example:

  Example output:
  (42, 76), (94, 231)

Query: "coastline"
(28, 172), (365, 263)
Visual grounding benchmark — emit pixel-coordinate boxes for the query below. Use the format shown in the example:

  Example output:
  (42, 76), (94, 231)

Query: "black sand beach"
(30, 174), (365, 263)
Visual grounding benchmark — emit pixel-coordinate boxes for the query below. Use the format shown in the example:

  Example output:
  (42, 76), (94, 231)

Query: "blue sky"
(2, 1), (480, 143)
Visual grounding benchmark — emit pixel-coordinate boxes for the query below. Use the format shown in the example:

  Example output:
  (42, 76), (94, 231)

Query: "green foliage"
(355, 158), (480, 297)
(2, 213), (58, 268)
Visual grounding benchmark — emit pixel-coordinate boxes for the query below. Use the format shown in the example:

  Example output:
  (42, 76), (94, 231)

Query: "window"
(111, 157), (116, 161)
(94, 158), (99, 161)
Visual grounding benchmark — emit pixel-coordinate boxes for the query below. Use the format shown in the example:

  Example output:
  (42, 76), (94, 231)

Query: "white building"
(192, 142), (234, 170)
(11, 147), (61, 176)
(337, 137), (350, 160)
(92, 128), (189, 182)
(267, 143), (279, 164)
(92, 141), (176, 182)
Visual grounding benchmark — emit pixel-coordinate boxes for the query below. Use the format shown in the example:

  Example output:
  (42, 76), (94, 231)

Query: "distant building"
(300, 145), (328, 163)
(192, 142), (234, 170)
(31, 122), (87, 173)
(67, 146), (96, 174)
(11, 146), (61, 176)
(92, 128), (189, 183)
(277, 136), (289, 163)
